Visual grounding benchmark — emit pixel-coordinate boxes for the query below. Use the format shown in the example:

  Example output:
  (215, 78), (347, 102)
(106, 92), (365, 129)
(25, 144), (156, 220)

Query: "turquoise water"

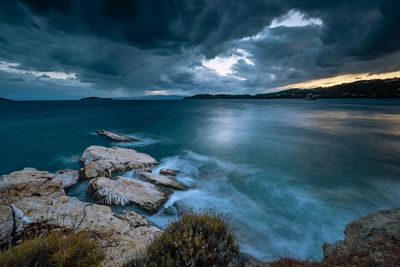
(1, 99), (400, 260)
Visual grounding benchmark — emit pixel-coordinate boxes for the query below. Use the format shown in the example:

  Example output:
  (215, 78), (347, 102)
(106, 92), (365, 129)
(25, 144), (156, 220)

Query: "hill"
(79, 96), (113, 101)
(184, 78), (400, 99)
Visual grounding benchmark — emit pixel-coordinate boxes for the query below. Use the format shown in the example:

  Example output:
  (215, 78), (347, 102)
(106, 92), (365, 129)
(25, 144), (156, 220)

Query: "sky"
(0, 1), (400, 100)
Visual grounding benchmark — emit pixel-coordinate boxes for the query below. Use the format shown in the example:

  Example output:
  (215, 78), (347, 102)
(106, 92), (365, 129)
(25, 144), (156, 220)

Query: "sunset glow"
(278, 71), (400, 90)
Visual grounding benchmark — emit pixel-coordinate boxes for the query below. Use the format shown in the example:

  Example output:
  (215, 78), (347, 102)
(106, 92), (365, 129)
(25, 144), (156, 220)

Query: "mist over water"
(1, 99), (400, 260)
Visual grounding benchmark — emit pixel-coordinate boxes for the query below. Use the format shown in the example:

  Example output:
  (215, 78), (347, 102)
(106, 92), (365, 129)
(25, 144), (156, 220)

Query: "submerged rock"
(137, 171), (187, 190)
(164, 200), (192, 216)
(80, 146), (157, 179)
(89, 176), (167, 213)
(54, 169), (79, 188)
(96, 130), (140, 142)
(159, 168), (179, 176)
(0, 168), (161, 266)
(323, 208), (400, 266)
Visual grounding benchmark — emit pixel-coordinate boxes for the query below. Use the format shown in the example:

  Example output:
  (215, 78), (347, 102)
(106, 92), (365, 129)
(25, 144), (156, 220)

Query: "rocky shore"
(0, 130), (399, 266)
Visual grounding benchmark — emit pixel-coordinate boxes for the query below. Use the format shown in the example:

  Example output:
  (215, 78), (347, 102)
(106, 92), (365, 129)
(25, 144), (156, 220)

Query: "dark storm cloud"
(0, 0), (399, 98)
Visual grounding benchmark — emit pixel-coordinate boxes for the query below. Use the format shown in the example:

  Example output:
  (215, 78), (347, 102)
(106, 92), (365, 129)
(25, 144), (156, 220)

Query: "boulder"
(159, 168), (179, 176)
(54, 169), (79, 188)
(137, 171), (187, 190)
(96, 130), (140, 142)
(0, 168), (64, 204)
(89, 176), (167, 213)
(80, 146), (158, 179)
(323, 208), (400, 266)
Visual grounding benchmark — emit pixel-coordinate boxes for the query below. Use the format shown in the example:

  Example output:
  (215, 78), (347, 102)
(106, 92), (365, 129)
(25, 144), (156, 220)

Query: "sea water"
(1, 99), (400, 260)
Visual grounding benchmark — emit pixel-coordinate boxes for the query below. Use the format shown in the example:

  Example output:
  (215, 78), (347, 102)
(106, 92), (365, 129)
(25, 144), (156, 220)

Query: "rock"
(0, 205), (13, 246)
(11, 196), (160, 266)
(54, 169), (79, 188)
(115, 211), (152, 228)
(89, 176), (167, 213)
(323, 208), (400, 266)
(0, 168), (64, 204)
(96, 130), (140, 142)
(164, 200), (192, 216)
(80, 146), (158, 179)
(159, 168), (179, 176)
(0, 168), (161, 266)
(137, 171), (187, 190)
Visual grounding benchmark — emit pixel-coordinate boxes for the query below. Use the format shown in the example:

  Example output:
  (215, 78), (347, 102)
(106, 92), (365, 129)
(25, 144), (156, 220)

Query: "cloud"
(0, 0), (399, 98)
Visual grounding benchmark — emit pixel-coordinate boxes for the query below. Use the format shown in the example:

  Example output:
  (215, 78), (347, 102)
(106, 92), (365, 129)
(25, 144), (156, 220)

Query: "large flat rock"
(89, 176), (167, 213)
(80, 146), (158, 179)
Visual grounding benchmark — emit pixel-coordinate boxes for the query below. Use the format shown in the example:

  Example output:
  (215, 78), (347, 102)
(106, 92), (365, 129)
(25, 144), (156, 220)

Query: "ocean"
(1, 99), (400, 260)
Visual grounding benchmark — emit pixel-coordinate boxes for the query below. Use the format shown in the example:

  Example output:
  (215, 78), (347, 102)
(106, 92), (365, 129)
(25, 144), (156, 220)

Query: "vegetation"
(126, 213), (240, 267)
(184, 78), (400, 99)
(269, 257), (326, 267)
(0, 231), (104, 267)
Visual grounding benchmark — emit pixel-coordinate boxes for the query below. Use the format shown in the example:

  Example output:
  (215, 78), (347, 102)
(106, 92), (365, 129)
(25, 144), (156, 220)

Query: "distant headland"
(79, 96), (114, 101)
(184, 78), (400, 99)
(0, 97), (12, 101)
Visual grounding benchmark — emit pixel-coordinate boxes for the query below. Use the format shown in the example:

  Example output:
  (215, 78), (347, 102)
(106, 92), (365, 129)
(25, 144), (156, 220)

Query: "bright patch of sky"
(277, 71), (400, 90)
(270, 10), (323, 28)
(202, 49), (254, 80)
(0, 61), (77, 80)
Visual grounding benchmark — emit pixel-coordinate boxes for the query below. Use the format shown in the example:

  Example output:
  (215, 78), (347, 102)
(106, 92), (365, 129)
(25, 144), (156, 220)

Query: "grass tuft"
(0, 231), (104, 267)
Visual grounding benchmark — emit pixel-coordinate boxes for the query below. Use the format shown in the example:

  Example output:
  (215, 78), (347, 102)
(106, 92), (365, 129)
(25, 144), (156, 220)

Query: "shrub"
(269, 257), (326, 267)
(126, 213), (240, 267)
(0, 231), (104, 267)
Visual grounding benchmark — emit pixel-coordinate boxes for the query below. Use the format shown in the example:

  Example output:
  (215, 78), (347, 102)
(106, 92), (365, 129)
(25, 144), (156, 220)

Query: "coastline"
(1, 131), (399, 266)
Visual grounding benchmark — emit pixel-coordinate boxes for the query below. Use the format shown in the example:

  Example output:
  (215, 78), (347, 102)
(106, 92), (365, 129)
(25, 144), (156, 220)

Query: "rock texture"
(0, 168), (161, 266)
(0, 205), (13, 246)
(137, 171), (187, 190)
(0, 168), (64, 203)
(89, 176), (167, 213)
(54, 169), (79, 188)
(159, 168), (179, 176)
(96, 130), (139, 142)
(80, 146), (157, 179)
(323, 208), (400, 267)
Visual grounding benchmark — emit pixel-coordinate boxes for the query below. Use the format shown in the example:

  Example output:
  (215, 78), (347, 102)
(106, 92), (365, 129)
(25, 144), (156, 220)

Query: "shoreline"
(1, 130), (399, 266)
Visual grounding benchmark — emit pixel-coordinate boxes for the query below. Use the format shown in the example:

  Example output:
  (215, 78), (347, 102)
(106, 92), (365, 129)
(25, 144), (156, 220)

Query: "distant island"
(0, 97), (12, 101)
(184, 78), (400, 99)
(79, 96), (113, 101)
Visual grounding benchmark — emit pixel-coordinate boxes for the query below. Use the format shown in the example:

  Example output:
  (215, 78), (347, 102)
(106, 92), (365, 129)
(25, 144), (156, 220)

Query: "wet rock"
(137, 171), (187, 190)
(54, 169), (79, 188)
(96, 130), (140, 142)
(159, 168), (179, 176)
(164, 200), (192, 216)
(80, 146), (157, 179)
(89, 176), (167, 213)
(323, 208), (400, 266)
